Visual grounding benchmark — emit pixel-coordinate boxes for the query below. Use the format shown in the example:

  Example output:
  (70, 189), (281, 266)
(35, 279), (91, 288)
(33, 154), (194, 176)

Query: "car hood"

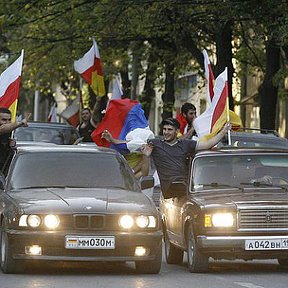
(9, 188), (155, 214)
(192, 188), (288, 209)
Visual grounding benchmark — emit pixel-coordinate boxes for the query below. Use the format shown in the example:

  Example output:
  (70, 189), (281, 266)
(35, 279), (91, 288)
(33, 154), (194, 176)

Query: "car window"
(8, 152), (139, 191)
(192, 154), (288, 190)
(14, 125), (79, 145)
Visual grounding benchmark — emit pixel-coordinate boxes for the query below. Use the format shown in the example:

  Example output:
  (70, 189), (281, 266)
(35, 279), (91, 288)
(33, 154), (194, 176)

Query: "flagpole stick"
(226, 92), (231, 146)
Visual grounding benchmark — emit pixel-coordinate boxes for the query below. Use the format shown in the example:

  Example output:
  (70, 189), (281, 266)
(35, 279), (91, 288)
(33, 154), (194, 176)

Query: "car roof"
(25, 121), (77, 129)
(195, 147), (288, 157)
(219, 130), (288, 149)
(15, 145), (119, 155)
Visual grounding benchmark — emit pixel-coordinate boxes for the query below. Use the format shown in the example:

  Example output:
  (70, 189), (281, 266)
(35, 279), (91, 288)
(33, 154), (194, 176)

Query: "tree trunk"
(215, 21), (234, 110)
(140, 51), (157, 119)
(161, 62), (175, 120)
(120, 69), (131, 99)
(259, 37), (280, 130)
(130, 41), (142, 100)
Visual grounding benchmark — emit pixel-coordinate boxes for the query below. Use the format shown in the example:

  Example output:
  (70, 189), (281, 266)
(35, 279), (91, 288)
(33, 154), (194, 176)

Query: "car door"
(162, 195), (187, 246)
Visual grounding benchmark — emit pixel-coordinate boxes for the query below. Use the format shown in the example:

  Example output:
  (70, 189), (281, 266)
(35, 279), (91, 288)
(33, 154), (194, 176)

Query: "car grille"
(239, 209), (288, 230)
(74, 215), (104, 229)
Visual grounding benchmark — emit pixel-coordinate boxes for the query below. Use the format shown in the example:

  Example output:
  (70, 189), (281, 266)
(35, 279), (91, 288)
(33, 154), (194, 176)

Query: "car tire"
(1, 222), (21, 274)
(278, 258), (288, 266)
(164, 229), (183, 264)
(186, 223), (208, 273)
(135, 242), (162, 274)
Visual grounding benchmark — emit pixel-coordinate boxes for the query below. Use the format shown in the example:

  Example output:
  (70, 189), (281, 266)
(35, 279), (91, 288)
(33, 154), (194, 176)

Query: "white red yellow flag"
(60, 95), (81, 127)
(74, 39), (105, 97)
(0, 50), (24, 121)
(194, 67), (229, 140)
(201, 50), (242, 137)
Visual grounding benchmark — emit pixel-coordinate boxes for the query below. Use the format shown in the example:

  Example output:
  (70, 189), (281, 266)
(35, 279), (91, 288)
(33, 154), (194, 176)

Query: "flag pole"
(225, 68), (231, 145)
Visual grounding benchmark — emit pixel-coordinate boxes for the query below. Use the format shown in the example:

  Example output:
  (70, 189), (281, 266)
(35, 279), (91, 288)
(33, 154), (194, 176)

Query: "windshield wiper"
(16, 185), (74, 189)
(240, 182), (288, 191)
(194, 183), (243, 191)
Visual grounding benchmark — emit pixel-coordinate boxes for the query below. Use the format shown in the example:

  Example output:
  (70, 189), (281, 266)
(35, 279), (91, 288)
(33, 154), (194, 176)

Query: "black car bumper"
(7, 229), (162, 262)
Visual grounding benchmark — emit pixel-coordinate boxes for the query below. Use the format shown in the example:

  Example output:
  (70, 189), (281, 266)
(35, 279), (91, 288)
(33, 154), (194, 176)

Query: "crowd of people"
(1, 101), (231, 199)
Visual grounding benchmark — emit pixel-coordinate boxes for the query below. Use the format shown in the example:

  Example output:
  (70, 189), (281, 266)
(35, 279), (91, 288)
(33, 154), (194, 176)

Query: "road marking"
(235, 282), (265, 288)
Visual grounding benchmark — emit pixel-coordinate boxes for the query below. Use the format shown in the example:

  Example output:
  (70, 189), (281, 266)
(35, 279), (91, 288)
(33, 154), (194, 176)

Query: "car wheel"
(164, 229), (183, 264)
(186, 223), (208, 273)
(135, 242), (162, 274)
(278, 258), (288, 266)
(1, 222), (21, 274)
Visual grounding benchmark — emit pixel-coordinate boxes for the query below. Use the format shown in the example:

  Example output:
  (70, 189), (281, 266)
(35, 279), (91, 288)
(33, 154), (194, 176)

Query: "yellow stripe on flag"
(9, 99), (18, 122)
(91, 71), (105, 97)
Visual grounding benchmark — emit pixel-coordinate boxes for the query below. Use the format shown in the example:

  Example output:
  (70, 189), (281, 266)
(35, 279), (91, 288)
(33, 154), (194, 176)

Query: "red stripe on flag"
(80, 57), (103, 85)
(0, 77), (21, 108)
(67, 112), (80, 127)
(208, 64), (214, 101)
(210, 81), (228, 132)
(94, 58), (103, 75)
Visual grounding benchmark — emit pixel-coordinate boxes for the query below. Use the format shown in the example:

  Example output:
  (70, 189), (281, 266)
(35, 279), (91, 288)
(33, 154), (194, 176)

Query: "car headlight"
(211, 213), (234, 227)
(44, 214), (60, 229)
(19, 215), (28, 227)
(119, 215), (134, 229)
(27, 215), (41, 228)
(136, 216), (149, 228)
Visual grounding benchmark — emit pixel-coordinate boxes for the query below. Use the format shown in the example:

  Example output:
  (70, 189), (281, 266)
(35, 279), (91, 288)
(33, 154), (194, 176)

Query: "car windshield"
(9, 152), (139, 191)
(192, 154), (288, 191)
(14, 126), (79, 144)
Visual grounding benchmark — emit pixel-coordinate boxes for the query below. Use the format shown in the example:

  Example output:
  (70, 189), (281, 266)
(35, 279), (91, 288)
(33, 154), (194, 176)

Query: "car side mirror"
(165, 181), (187, 199)
(140, 176), (154, 190)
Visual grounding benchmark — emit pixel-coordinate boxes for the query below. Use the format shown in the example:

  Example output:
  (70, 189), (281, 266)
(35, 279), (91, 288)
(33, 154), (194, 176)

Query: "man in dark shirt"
(0, 108), (28, 169)
(142, 117), (230, 198)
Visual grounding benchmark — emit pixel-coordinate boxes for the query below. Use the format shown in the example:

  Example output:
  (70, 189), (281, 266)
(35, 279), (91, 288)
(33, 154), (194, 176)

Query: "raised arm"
(101, 130), (127, 145)
(141, 142), (154, 157)
(196, 123), (231, 151)
(0, 117), (28, 135)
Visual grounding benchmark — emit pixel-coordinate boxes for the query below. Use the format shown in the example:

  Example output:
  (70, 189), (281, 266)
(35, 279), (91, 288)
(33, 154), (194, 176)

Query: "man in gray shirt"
(142, 118), (230, 198)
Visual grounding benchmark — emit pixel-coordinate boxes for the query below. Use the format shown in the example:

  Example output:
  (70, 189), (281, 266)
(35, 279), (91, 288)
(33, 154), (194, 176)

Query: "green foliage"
(0, 0), (288, 123)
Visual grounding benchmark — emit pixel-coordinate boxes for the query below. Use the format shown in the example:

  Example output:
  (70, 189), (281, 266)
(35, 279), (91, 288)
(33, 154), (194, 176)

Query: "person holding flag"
(141, 117), (231, 198)
(74, 38), (107, 142)
(91, 98), (154, 178)
(0, 107), (29, 169)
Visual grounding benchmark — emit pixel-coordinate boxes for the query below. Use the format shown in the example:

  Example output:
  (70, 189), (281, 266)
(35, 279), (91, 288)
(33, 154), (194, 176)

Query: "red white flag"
(48, 103), (57, 122)
(201, 50), (242, 136)
(60, 95), (81, 127)
(203, 49), (215, 104)
(194, 68), (229, 139)
(0, 50), (24, 121)
(74, 39), (105, 97)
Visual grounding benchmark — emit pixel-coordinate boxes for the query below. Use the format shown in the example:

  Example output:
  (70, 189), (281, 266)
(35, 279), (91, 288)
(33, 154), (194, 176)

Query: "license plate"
(65, 236), (115, 249)
(245, 238), (288, 250)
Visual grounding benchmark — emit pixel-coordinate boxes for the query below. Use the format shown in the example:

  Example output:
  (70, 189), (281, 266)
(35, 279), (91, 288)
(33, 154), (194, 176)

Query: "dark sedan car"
(13, 121), (80, 145)
(219, 128), (288, 149)
(0, 146), (162, 274)
(160, 148), (288, 272)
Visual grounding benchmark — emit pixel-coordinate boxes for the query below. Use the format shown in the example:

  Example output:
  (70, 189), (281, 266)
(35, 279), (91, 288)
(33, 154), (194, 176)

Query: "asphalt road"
(1, 246), (288, 288)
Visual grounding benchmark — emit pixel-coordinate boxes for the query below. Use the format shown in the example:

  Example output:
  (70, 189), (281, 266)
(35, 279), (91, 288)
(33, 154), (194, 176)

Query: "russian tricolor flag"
(91, 99), (151, 153)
